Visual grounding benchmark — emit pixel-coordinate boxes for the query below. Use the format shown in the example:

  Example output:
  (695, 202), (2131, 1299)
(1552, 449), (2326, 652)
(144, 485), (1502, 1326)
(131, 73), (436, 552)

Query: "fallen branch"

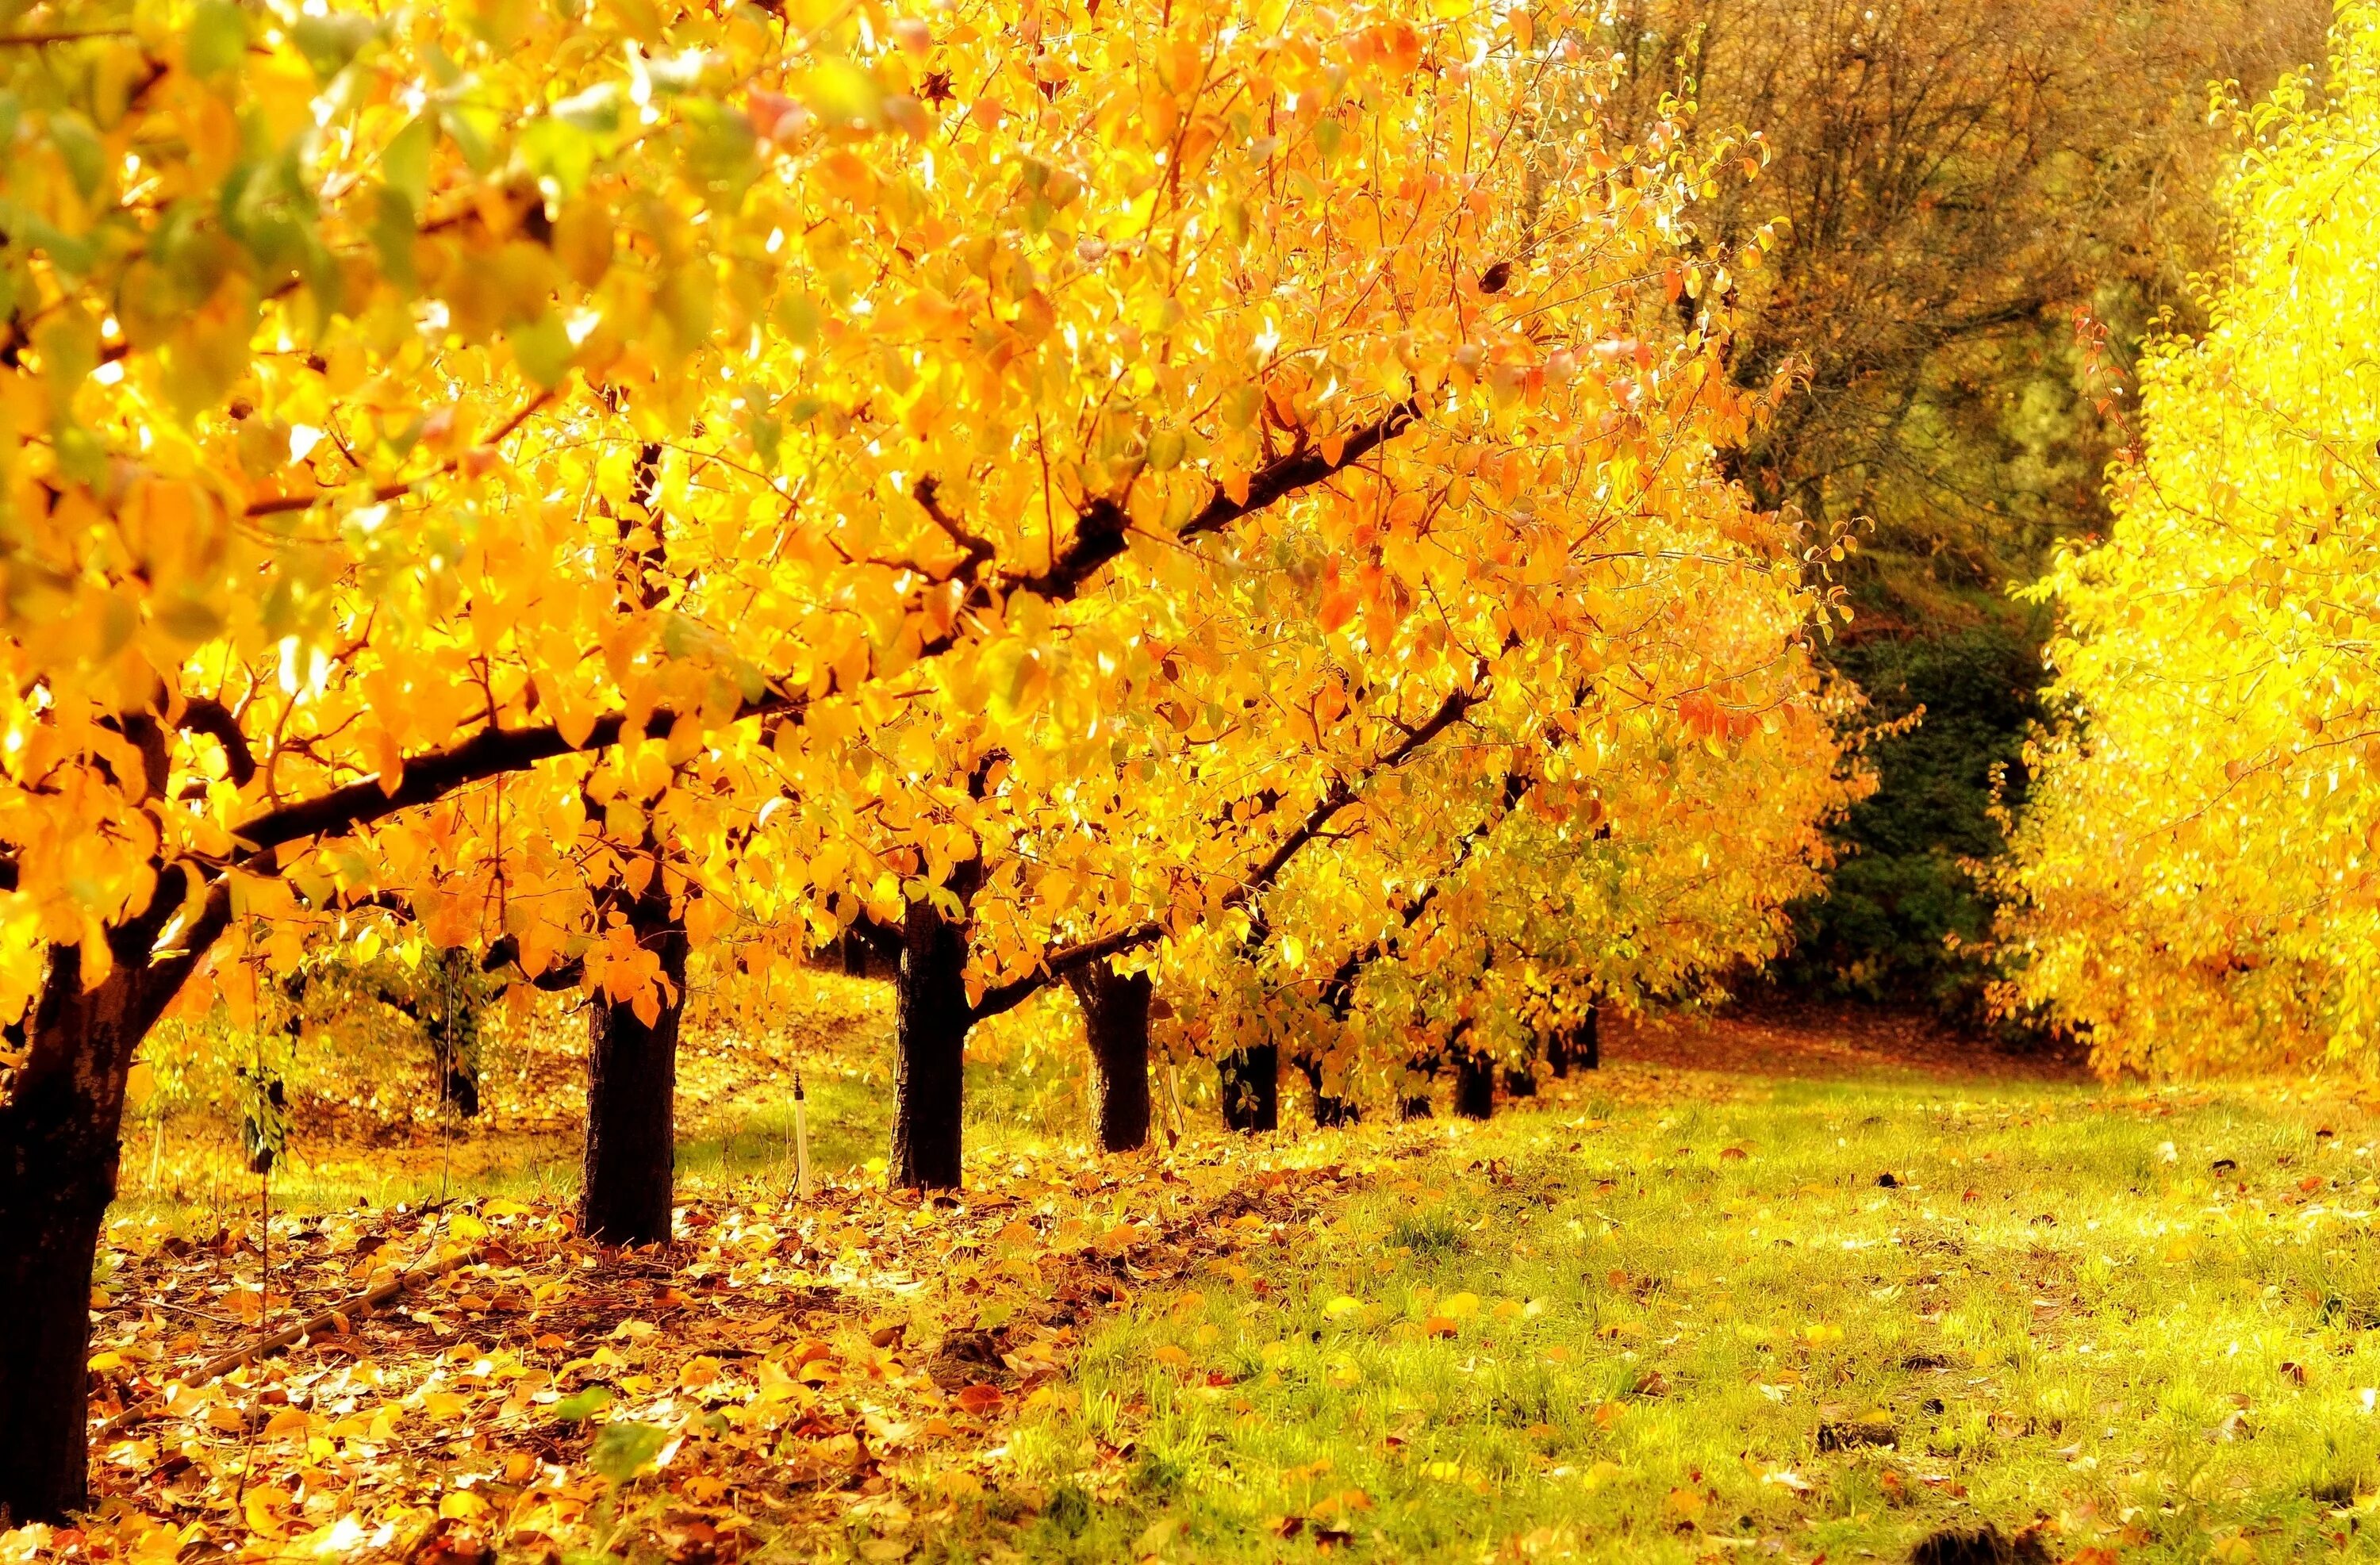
(99, 1245), (482, 1436)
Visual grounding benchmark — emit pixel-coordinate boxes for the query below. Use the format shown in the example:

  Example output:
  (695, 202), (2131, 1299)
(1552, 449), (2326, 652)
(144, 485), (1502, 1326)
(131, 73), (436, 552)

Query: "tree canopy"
(1997, 2), (2380, 1071)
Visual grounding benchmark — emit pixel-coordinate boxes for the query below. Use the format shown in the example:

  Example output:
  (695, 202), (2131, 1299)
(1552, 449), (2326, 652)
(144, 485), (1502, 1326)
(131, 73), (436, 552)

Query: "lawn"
(50, 1006), (2380, 1565)
(992, 1038), (2380, 1563)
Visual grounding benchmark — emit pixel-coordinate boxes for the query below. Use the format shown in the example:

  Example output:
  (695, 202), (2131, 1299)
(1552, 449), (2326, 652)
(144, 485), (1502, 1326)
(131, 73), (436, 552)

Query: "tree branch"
(1177, 399), (1424, 543)
(225, 400), (1434, 864)
(1315, 764), (1534, 1020)
(967, 673), (1486, 1023)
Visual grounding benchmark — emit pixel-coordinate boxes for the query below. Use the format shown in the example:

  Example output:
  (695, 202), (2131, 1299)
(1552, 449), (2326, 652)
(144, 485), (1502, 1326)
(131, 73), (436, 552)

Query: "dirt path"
(1605, 1000), (2087, 1084)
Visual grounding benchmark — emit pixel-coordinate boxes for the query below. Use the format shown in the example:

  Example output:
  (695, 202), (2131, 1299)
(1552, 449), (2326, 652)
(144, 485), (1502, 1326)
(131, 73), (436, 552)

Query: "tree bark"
(1577, 1003), (1601, 1071)
(1399, 1051), (1437, 1119)
(1502, 1063), (1537, 1099)
(579, 880), (689, 1247)
(429, 947), (483, 1118)
(0, 900), (220, 1523)
(1068, 961), (1152, 1153)
(889, 896), (973, 1190)
(1296, 1053), (1360, 1128)
(1218, 1044), (1279, 1133)
(1453, 1050), (1495, 1120)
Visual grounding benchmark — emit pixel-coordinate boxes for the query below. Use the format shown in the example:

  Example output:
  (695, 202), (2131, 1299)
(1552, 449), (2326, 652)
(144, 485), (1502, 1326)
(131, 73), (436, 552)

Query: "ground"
(17, 996), (2380, 1564)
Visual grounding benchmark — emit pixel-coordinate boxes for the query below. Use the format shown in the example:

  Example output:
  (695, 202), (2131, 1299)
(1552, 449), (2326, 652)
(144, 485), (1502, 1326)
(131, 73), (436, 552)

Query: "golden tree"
(1997, 3), (2380, 1072)
(0, 0), (1857, 1519)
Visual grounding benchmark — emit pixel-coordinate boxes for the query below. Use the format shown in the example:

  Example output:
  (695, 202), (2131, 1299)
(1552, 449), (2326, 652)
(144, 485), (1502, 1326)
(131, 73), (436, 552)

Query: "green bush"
(1781, 623), (2043, 1023)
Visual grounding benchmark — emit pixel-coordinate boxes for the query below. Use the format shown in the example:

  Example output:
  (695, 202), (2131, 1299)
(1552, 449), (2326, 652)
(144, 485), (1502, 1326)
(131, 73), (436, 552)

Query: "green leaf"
(369, 185), (418, 291)
(550, 1384), (614, 1422)
(509, 311), (577, 389)
(381, 117), (435, 208)
(520, 117), (601, 200)
(678, 98), (757, 190)
(552, 82), (624, 135)
(440, 99), (498, 173)
(290, 11), (381, 82)
(589, 1419), (668, 1483)
(48, 111), (106, 200)
(186, 0), (249, 78)
(155, 594), (227, 644)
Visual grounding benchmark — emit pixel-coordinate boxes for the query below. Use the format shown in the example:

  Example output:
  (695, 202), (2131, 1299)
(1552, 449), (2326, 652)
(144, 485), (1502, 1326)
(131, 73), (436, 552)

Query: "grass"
(999, 1066), (2380, 1563)
(102, 969), (1097, 1236)
(83, 993), (2380, 1563)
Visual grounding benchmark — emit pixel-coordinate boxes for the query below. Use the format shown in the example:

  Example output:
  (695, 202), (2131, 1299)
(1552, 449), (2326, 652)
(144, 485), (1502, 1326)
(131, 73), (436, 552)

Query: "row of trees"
(1996, 4), (2380, 1070)
(0, 0), (1861, 1522)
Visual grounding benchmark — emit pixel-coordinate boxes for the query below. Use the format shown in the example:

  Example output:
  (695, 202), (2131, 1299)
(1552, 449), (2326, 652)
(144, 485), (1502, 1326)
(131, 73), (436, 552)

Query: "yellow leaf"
(243, 1485), (290, 1538)
(438, 1490), (490, 1521)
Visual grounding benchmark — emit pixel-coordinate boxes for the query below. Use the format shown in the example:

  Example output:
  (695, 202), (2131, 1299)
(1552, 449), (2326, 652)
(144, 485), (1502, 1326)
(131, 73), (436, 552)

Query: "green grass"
(1003, 1070), (2380, 1562)
(104, 970), (1097, 1234)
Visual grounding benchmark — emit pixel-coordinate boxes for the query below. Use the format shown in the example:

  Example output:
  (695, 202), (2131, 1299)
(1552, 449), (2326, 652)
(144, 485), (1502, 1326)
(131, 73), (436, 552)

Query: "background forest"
(1613, 0), (2333, 1019)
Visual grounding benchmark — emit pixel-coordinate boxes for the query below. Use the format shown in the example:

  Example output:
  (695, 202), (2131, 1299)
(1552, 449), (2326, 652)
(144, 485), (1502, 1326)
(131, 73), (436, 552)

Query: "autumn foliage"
(0, 0), (1874, 1524)
(1996, 2), (2380, 1072)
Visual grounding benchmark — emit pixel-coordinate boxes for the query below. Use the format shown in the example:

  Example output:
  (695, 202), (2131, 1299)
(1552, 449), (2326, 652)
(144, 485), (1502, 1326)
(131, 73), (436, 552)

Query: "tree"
(1579, 0), (2328, 1018)
(1157, 538), (1864, 1117)
(1592, 0), (2326, 593)
(0, 0), (1844, 1517)
(1996, 4), (2380, 1072)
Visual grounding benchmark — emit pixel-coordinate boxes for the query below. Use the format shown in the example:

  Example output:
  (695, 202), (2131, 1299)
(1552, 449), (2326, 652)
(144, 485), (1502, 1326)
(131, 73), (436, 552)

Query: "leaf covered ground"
(18, 1006), (2380, 1564)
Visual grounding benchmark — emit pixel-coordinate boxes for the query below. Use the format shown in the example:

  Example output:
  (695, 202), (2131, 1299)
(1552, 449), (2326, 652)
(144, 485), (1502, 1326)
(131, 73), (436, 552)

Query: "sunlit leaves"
(1998, 3), (2380, 1071)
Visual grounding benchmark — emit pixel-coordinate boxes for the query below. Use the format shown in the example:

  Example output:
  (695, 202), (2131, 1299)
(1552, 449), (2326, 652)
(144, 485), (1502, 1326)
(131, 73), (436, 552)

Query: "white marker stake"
(793, 1068), (813, 1200)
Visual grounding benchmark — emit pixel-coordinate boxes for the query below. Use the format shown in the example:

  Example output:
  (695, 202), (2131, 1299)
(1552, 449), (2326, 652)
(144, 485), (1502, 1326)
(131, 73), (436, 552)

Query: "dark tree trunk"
(1546, 1023), (1571, 1078)
(1068, 961), (1152, 1153)
(430, 947), (482, 1118)
(1502, 1064), (1537, 1099)
(1578, 1003), (1601, 1071)
(579, 882), (689, 1247)
(889, 896), (973, 1190)
(1453, 1051), (1495, 1120)
(841, 930), (869, 977)
(1399, 1051), (1438, 1119)
(0, 900), (219, 1524)
(1296, 1054), (1359, 1128)
(1219, 1044), (1279, 1133)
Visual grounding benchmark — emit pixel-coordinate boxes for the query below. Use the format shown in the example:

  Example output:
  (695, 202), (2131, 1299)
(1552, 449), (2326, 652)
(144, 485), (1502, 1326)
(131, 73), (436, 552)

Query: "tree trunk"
(1546, 1023), (1570, 1078)
(1068, 961), (1152, 1153)
(1399, 1052), (1437, 1118)
(1453, 1050), (1495, 1120)
(1219, 1044), (1279, 1133)
(0, 902), (218, 1523)
(1502, 1064), (1537, 1099)
(1578, 1003), (1601, 1071)
(1296, 1054), (1360, 1128)
(579, 883), (689, 1247)
(431, 947), (482, 1118)
(889, 896), (973, 1190)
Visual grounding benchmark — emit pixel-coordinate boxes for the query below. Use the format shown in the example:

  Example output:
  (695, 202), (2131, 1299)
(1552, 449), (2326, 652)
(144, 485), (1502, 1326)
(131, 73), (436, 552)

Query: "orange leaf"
(953, 1383), (1004, 1414)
